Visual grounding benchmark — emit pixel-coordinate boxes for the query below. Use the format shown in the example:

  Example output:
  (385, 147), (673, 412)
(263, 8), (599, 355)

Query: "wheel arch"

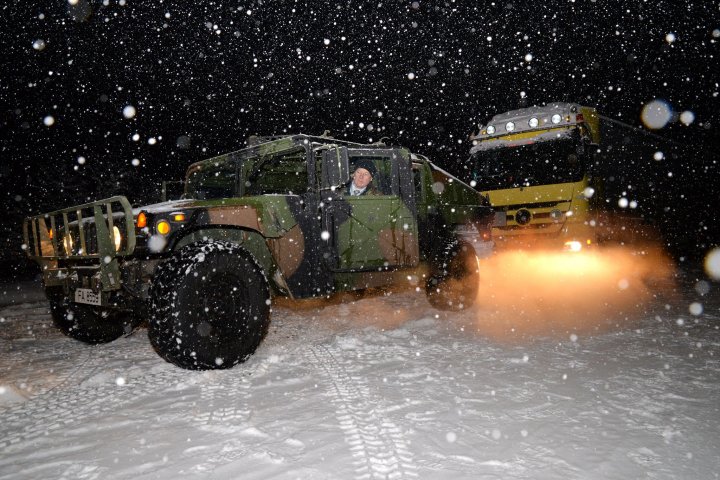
(170, 227), (278, 291)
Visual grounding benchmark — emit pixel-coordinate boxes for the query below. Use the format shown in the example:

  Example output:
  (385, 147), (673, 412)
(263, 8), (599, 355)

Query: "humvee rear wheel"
(149, 241), (271, 370)
(425, 241), (479, 311)
(47, 289), (129, 344)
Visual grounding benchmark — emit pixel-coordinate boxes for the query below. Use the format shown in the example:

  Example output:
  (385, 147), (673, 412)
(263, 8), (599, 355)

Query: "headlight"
(486, 125), (495, 135)
(564, 240), (582, 252)
(528, 117), (539, 128)
(551, 113), (562, 124)
(113, 226), (122, 252)
(505, 121), (515, 132)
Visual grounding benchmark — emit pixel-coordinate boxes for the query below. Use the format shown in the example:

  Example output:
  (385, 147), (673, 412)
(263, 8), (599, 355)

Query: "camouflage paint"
(24, 134), (493, 307)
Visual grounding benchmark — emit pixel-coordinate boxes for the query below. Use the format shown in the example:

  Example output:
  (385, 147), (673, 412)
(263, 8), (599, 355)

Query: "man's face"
(352, 167), (372, 189)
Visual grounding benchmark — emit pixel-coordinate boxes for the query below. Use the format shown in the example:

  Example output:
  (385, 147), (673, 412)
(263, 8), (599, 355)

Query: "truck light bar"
(475, 102), (585, 140)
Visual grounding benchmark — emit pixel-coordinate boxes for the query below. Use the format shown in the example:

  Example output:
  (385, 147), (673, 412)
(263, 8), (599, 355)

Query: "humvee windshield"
(185, 161), (237, 199)
(244, 149), (308, 195)
(185, 148), (310, 199)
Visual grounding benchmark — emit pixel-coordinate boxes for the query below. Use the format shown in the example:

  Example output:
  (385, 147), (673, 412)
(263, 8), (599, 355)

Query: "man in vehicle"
(346, 159), (380, 196)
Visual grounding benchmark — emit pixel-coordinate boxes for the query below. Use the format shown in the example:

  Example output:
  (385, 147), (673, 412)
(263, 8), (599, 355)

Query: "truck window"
(348, 155), (393, 195)
(245, 149), (308, 195)
(471, 137), (585, 191)
(186, 162), (237, 199)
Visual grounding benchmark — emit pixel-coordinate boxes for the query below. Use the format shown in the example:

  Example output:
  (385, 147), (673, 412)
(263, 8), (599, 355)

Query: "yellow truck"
(469, 102), (603, 251)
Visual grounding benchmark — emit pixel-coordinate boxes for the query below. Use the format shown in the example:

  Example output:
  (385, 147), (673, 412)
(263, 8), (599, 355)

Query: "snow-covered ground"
(1, 249), (718, 480)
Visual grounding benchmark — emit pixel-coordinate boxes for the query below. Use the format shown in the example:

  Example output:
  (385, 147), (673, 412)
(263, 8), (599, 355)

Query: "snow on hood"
(132, 199), (198, 215)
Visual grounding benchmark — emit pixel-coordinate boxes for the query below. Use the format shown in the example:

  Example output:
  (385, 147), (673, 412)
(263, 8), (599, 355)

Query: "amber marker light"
(156, 220), (171, 235)
(172, 213), (186, 222)
(136, 212), (148, 228)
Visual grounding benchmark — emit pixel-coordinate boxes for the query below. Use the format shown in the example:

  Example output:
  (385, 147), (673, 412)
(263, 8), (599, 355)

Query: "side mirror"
(322, 147), (350, 189)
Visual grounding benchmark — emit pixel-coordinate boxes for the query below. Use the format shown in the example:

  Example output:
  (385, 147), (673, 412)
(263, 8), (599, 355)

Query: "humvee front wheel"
(425, 241), (480, 311)
(149, 241), (271, 370)
(47, 290), (130, 344)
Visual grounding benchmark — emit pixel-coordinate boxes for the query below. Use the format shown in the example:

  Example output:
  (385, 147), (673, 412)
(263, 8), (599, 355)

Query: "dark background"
(1, 1), (718, 279)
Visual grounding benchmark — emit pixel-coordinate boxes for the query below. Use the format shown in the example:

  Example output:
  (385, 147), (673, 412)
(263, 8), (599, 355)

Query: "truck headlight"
(564, 240), (582, 252)
(113, 226), (122, 252)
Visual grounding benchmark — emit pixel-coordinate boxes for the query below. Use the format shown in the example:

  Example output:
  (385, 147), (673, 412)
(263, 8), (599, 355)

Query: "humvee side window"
(186, 161), (237, 199)
(245, 149), (308, 195)
(348, 155), (393, 195)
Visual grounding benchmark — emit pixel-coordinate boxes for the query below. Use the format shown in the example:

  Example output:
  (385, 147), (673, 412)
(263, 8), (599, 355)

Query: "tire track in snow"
(310, 344), (418, 480)
(0, 301), (103, 403)
(195, 370), (252, 431)
(189, 360), (266, 473)
(0, 365), (189, 454)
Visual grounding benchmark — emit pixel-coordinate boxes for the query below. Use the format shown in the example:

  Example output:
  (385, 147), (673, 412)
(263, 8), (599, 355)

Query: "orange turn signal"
(172, 213), (186, 222)
(136, 212), (147, 228)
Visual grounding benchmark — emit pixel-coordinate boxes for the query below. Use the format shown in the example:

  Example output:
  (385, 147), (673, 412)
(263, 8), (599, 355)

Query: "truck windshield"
(185, 162), (237, 199)
(470, 137), (586, 191)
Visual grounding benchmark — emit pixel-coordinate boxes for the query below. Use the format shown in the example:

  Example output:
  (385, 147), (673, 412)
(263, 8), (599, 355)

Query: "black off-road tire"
(47, 289), (130, 344)
(425, 241), (480, 311)
(149, 240), (271, 370)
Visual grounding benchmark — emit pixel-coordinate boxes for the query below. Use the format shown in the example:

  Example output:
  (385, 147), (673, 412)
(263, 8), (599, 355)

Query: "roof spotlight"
(551, 113), (562, 124)
(505, 121), (515, 132)
(486, 125), (496, 135)
(528, 117), (539, 128)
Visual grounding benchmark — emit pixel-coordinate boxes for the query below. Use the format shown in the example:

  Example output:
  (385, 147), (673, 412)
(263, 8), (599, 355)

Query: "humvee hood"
(133, 199), (197, 215)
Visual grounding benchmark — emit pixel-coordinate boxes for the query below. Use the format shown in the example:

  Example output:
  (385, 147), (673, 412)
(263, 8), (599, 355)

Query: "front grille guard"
(23, 196), (136, 291)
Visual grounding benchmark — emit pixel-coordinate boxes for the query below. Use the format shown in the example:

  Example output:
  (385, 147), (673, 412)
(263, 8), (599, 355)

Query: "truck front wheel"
(425, 241), (479, 311)
(149, 241), (271, 370)
(47, 290), (129, 344)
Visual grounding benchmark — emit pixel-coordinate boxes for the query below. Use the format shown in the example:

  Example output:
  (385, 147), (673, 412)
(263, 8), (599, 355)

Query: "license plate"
(74, 288), (101, 306)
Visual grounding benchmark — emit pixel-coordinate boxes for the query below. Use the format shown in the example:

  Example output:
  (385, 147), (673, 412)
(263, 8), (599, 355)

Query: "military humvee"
(23, 134), (494, 370)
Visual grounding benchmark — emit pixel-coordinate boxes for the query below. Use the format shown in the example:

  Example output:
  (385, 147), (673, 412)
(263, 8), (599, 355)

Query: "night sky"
(1, 1), (718, 275)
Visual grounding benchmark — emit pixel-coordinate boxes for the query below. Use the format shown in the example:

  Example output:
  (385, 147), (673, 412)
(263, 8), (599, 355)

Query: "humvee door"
(333, 149), (419, 271)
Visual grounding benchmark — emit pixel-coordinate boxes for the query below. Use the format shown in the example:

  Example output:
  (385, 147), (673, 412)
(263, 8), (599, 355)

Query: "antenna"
(598, 115), (687, 147)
